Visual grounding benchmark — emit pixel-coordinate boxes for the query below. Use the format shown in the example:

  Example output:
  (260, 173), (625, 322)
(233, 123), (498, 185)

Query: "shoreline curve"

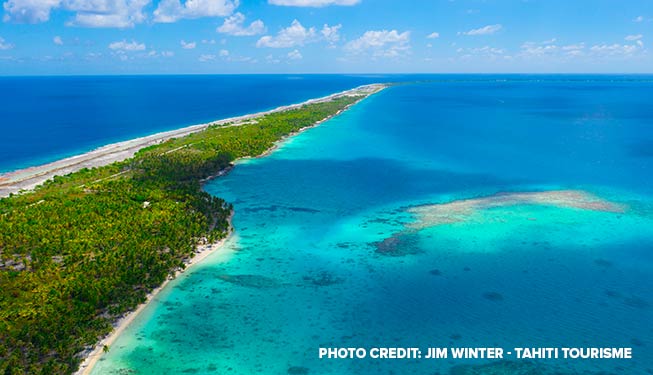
(70, 83), (387, 374)
(0, 83), (386, 199)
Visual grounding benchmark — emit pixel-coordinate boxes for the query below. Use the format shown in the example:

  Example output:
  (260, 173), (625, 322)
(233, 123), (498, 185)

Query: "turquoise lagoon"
(91, 78), (653, 374)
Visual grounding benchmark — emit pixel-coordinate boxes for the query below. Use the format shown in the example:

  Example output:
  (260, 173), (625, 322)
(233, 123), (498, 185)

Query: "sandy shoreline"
(69, 84), (386, 375)
(74, 214), (234, 375)
(0, 83), (385, 198)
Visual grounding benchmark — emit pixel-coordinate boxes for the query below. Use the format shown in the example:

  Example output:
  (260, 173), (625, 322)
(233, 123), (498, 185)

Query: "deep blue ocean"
(4, 75), (652, 374)
(0, 75), (396, 173)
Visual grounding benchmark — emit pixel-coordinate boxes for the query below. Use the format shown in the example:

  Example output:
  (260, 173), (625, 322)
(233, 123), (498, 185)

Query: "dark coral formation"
(216, 274), (281, 288)
(373, 232), (422, 256)
(303, 270), (344, 286)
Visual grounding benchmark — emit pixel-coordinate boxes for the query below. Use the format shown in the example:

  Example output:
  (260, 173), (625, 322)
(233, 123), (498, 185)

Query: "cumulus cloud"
(256, 19), (316, 48)
(217, 12), (266, 36)
(198, 54), (216, 62)
(520, 39), (585, 58)
(3, 0), (149, 27)
(518, 36), (644, 60)
(321, 23), (341, 44)
(560, 43), (585, 56)
(457, 45), (507, 61)
(287, 49), (302, 59)
(180, 40), (196, 49)
(53, 36), (64, 45)
(154, 0), (238, 23)
(427, 32), (439, 39)
(590, 43), (641, 56)
(459, 24), (502, 36)
(219, 49), (229, 57)
(520, 43), (558, 57)
(458, 46), (505, 55)
(268, 0), (359, 6)
(109, 39), (145, 51)
(67, 0), (149, 27)
(2, 0), (60, 23)
(0, 36), (14, 50)
(625, 34), (643, 41)
(345, 29), (410, 57)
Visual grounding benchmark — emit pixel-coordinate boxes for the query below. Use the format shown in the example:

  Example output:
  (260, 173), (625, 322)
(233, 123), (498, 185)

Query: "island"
(0, 84), (385, 375)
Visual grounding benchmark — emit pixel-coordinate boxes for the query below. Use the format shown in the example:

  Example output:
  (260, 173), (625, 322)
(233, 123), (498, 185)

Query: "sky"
(0, 0), (652, 75)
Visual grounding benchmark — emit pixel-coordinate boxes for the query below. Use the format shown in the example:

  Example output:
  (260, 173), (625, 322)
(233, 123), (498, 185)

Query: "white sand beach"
(0, 83), (386, 198)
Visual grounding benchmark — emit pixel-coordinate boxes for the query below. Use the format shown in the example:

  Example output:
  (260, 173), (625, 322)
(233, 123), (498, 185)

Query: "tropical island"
(0, 84), (385, 375)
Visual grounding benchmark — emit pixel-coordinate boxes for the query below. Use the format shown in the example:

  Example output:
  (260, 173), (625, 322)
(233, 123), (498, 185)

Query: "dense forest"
(0, 95), (363, 375)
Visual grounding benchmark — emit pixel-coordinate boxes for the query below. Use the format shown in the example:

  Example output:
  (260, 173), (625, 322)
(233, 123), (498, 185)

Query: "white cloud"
(561, 43), (584, 50)
(561, 43), (585, 56)
(180, 40), (196, 49)
(53, 36), (64, 45)
(109, 39), (145, 51)
(321, 23), (341, 44)
(625, 34), (643, 41)
(457, 45), (506, 60)
(66, 0), (149, 27)
(345, 29), (410, 58)
(459, 24), (502, 36)
(518, 39), (578, 58)
(202, 39), (216, 44)
(2, 0), (60, 23)
(145, 49), (174, 58)
(427, 32), (439, 39)
(256, 19), (316, 48)
(633, 15), (644, 22)
(0, 36), (14, 50)
(217, 12), (266, 36)
(268, 0), (359, 6)
(3, 0), (150, 27)
(229, 55), (256, 63)
(265, 54), (281, 63)
(590, 43), (640, 56)
(154, 0), (238, 23)
(518, 37), (643, 60)
(198, 54), (216, 62)
(219, 49), (229, 57)
(287, 49), (302, 59)
(520, 43), (558, 57)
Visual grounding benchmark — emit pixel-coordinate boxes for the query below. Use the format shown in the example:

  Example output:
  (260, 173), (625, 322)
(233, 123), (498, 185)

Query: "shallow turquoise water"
(92, 79), (653, 374)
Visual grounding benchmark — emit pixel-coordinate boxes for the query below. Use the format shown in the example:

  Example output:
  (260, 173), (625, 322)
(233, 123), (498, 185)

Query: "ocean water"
(0, 75), (394, 173)
(90, 77), (653, 374)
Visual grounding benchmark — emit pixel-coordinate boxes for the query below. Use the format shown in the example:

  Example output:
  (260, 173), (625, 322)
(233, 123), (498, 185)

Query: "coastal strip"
(66, 84), (385, 375)
(74, 215), (233, 375)
(0, 83), (385, 198)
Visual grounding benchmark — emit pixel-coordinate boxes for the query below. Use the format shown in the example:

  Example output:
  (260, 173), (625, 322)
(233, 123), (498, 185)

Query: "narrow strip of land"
(0, 83), (386, 375)
(0, 84), (384, 198)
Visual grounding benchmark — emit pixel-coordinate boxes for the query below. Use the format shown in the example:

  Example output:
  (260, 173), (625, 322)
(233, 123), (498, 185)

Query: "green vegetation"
(0, 95), (363, 375)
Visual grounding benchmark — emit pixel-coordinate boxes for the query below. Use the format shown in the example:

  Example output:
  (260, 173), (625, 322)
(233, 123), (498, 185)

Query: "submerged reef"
(407, 190), (625, 230)
(302, 270), (344, 286)
(373, 232), (422, 256)
(372, 190), (627, 257)
(216, 274), (281, 288)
